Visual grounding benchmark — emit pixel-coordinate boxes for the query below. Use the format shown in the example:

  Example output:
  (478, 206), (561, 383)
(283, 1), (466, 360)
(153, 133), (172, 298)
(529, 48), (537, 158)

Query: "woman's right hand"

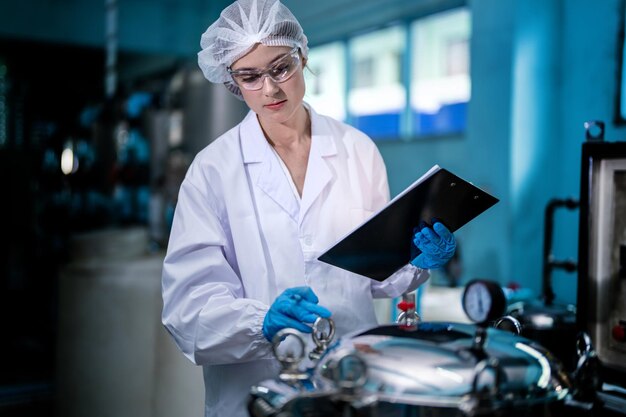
(262, 286), (331, 342)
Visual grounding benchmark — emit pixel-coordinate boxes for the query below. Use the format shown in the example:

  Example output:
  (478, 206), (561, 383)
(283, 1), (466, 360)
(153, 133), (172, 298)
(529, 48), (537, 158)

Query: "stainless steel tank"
(248, 315), (596, 417)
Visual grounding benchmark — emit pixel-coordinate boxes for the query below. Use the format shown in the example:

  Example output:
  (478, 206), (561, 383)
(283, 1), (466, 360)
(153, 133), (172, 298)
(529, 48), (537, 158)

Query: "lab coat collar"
(300, 105), (335, 223)
(240, 111), (267, 164)
(239, 103), (336, 225)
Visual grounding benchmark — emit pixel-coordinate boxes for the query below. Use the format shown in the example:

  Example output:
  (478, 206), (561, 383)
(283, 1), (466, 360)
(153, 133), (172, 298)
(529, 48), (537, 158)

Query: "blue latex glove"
(262, 286), (332, 342)
(410, 222), (456, 269)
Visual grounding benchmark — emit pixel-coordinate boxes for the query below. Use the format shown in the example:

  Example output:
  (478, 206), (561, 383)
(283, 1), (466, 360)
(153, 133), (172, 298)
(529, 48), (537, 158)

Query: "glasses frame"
(228, 47), (301, 91)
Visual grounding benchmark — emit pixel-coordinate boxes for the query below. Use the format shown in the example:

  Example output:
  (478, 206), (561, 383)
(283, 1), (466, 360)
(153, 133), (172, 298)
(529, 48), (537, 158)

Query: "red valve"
(507, 281), (521, 291)
(612, 323), (626, 342)
(397, 301), (415, 312)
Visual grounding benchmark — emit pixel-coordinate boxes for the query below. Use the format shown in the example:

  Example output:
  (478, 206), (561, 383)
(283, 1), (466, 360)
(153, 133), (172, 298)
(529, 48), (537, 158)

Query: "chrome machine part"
(396, 292), (420, 330)
(321, 352), (368, 392)
(249, 320), (574, 417)
(250, 280), (579, 417)
(571, 332), (601, 403)
(320, 323), (571, 415)
(471, 358), (503, 396)
(493, 315), (523, 335)
(271, 329), (309, 383)
(309, 317), (336, 361)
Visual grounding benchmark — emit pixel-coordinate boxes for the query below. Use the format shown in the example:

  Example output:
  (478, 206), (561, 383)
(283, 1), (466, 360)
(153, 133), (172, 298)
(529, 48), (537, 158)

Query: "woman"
(161, 1), (456, 416)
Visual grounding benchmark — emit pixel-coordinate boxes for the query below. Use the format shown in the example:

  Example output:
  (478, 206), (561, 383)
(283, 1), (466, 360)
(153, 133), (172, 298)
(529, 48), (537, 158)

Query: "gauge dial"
(462, 279), (506, 324)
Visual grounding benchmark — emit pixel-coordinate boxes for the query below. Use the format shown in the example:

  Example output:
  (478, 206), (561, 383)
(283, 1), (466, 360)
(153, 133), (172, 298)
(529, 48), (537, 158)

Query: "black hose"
(542, 198), (579, 306)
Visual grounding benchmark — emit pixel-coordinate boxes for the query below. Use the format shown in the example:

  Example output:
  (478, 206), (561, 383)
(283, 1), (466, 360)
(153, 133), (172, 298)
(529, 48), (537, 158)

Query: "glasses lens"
(231, 49), (300, 91)
(233, 73), (263, 90)
(269, 53), (299, 83)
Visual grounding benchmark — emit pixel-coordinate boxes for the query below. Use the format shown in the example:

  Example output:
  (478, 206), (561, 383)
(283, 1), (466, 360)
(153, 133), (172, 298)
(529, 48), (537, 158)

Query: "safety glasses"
(228, 47), (301, 91)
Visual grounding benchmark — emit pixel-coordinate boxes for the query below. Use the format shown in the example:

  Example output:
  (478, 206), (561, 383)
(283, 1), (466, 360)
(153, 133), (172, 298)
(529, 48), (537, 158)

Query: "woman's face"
(230, 44), (307, 127)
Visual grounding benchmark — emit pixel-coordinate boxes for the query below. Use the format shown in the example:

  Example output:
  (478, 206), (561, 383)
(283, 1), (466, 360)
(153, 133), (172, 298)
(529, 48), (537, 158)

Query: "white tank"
(56, 227), (203, 417)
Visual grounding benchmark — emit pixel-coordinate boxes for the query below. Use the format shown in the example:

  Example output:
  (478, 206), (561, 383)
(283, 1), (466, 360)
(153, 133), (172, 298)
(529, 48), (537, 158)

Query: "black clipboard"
(317, 165), (499, 281)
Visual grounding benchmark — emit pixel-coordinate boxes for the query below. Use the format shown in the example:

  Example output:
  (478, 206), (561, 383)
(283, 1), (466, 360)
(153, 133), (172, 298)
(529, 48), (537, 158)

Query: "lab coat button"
(303, 235), (312, 246)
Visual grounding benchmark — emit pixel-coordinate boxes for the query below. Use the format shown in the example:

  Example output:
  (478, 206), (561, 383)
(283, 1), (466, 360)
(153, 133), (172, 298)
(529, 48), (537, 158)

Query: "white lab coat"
(162, 105), (429, 417)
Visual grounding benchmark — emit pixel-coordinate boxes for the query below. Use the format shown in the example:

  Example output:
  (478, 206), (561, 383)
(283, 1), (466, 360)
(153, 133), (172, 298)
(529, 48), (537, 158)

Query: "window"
(304, 42), (346, 122)
(353, 56), (375, 89)
(349, 26), (406, 140)
(305, 6), (471, 140)
(411, 8), (471, 136)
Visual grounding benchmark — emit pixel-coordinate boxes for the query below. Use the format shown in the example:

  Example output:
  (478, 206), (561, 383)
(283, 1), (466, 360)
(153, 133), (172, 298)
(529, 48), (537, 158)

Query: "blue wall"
(375, 0), (515, 293)
(552, 0), (626, 302)
(380, 0), (626, 304)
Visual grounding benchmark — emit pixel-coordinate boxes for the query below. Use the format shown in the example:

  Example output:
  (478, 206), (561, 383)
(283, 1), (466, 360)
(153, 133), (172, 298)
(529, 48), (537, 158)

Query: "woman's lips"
(264, 100), (286, 110)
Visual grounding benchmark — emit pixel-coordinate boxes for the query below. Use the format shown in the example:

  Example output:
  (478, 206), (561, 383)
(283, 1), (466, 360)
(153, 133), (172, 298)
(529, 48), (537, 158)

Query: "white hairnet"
(198, 0), (308, 99)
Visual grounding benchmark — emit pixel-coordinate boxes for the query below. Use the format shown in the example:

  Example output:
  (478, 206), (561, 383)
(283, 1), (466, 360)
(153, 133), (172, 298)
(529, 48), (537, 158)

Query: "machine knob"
(611, 321), (626, 342)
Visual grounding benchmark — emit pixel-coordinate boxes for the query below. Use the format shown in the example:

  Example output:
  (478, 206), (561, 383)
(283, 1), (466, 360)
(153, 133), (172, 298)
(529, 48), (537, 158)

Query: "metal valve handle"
(575, 331), (594, 358)
(493, 315), (522, 335)
(396, 292), (420, 329)
(312, 316), (336, 348)
(397, 310), (421, 325)
(271, 328), (309, 382)
(309, 317), (335, 360)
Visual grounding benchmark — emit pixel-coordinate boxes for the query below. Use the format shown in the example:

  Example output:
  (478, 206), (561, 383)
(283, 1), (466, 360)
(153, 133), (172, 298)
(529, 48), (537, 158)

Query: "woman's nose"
(261, 75), (280, 95)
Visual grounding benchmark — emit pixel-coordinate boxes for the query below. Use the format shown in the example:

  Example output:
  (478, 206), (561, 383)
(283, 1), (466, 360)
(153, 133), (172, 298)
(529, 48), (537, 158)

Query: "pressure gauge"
(462, 279), (506, 325)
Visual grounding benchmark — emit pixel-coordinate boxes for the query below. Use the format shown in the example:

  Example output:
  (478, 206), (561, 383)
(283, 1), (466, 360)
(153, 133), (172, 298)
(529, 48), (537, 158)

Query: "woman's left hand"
(410, 222), (456, 269)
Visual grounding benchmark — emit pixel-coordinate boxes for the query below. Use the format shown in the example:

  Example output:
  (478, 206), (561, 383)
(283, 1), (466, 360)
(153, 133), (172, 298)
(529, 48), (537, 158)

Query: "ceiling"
(0, 0), (464, 56)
